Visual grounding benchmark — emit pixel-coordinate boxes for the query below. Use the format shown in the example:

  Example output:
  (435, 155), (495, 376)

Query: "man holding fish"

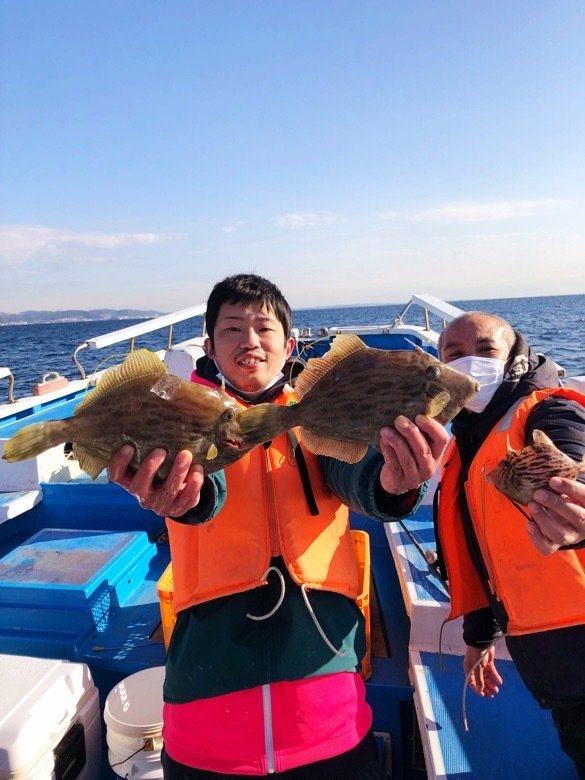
(435, 311), (585, 777)
(108, 274), (452, 780)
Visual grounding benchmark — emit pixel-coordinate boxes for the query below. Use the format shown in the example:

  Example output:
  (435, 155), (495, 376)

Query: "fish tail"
(239, 403), (296, 445)
(2, 420), (70, 462)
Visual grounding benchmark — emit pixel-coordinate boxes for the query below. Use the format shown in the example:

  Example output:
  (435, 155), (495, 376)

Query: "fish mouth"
(223, 437), (244, 450)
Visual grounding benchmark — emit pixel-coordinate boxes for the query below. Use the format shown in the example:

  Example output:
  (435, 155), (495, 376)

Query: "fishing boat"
(0, 294), (581, 779)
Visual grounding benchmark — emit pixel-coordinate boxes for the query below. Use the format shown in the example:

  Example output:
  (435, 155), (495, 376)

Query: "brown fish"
(239, 334), (479, 463)
(487, 429), (585, 506)
(1, 349), (267, 479)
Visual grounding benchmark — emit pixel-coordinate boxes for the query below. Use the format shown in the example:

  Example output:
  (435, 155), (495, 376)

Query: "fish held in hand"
(1, 349), (266, 479)
(487, 429), (585, 506)
(240, 334), (479, 464)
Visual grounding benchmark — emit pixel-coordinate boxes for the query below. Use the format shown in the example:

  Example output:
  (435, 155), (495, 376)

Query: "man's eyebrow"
(220, 313), (276, 323)
(442, 335), (497, 349)
(475, 337), (498, 346)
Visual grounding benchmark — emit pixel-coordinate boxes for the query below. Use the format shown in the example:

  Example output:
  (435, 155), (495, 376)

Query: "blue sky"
(1, 1), (584, 313)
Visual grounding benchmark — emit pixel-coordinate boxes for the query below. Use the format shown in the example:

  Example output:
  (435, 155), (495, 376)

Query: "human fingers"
(528, 489), (585, 548)
(126, 448), (169, 501)
(393, 415), (443, 481)
(464, 647), (501, 698)
(107, 444), (137, 489)
(413, 415), (450, 460)
(150, 462), (205, 518)
(531, 481), (585, 541)
(134, 451), (202, 517)
(525, 521), (561, 555)
(549, 476), (585, 506)
(378, 423), (421, 494)
(481, 661), (503, 698)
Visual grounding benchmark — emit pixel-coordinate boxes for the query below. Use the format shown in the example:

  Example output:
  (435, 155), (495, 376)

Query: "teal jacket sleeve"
(168, 470), (227, 524)
(319, 446), (427, 521)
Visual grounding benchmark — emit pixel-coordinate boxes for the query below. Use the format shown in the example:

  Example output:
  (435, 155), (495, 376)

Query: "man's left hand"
(527, 476), (585, 554)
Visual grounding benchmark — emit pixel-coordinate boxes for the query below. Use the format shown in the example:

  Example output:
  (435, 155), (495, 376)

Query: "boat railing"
(0, 367), (15, 404)
(392, 293), (464, 331)
(72, 304), (207, 379)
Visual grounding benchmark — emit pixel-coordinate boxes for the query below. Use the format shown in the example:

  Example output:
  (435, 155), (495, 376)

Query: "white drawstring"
(246, 566), (286, 621)
(301, 584), (347, 657)
(246, 569), (347, 658)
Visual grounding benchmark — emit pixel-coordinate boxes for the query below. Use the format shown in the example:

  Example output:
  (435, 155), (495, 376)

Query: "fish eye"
(223, 408), (235, 421)
(425, 365), (441, 380)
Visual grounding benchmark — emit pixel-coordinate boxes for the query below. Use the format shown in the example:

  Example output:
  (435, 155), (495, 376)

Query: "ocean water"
(0, 293), (583, 404)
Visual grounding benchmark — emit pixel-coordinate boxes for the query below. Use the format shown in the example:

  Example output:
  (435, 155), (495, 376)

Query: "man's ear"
(285, 336), (296, 361)
(204, 336), (213, 357)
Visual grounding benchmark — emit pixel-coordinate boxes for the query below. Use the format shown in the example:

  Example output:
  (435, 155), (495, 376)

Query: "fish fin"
(2, 420), (67, 462)
(74, 446), (109, 479)
(531, 429), (555, 447)
(426, 391), (451, 418)
(295, 334), (367, 400)
(300, 429), (368, 463)
(206, 443), (218, 460)
(76, 349), (168, 414)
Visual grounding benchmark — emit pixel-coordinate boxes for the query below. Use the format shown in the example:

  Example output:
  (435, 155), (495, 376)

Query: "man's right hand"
(464, 645), (502, 698)
(108, 445), (205, 517)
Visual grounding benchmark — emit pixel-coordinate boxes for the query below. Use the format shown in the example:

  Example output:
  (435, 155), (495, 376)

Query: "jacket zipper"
(262, 683), (275, 773)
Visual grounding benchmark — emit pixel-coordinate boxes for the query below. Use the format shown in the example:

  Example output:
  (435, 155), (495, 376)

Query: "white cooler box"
(0, 655), (101, 780)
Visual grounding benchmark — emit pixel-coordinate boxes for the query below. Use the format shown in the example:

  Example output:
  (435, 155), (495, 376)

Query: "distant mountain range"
(0, 308), (164, 325)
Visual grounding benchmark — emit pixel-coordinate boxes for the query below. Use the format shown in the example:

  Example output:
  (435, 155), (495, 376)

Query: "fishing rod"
(396, 518), (444, 581)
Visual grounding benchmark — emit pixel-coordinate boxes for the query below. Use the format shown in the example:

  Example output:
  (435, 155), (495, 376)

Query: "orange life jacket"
(437, 387), (585, 636)
(166, 389), (359, 612)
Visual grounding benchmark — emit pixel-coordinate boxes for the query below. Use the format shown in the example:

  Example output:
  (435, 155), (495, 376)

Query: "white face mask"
(448, 356), (507, 413)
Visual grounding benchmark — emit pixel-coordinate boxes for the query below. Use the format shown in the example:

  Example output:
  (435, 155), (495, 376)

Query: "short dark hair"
(205, 274), (293, 346)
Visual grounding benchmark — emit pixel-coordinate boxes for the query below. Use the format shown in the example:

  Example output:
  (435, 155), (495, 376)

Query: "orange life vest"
(437, 387), (585, 636)
(166, 389), (359, 612)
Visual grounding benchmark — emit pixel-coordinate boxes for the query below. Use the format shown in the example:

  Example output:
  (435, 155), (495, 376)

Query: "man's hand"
(108, 445), (205, 517)
(464, 645), (502, 698)
(527, 476), (585, 554)
(378, 415), (449, 495)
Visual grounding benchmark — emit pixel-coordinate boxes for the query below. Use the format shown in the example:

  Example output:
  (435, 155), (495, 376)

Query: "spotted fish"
(487, 429), (585, 506)
(239, 334), (479, 463)
(1, 349), (269, 479)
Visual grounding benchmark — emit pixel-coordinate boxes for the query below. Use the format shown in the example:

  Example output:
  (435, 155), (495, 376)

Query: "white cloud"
(0, 224), (176, 263)
(409, 199), (568, 223)
(221, 220), (245, 234)
(274, 211), (339, 229)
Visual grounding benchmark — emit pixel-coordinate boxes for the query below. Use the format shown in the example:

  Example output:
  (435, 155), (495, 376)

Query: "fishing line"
(461, 634), (507, 732)
(286, 335), (333, 386)
(87, 349), (141, 387)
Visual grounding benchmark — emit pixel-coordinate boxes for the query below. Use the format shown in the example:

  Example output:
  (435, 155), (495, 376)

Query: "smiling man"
(108, 273), (448, 779)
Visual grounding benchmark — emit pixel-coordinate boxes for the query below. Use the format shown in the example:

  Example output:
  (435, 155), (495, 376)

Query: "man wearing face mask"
(434, 311), (585, 777)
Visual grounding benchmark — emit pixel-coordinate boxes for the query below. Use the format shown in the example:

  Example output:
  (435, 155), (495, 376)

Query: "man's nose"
(241, 327), (261, 347)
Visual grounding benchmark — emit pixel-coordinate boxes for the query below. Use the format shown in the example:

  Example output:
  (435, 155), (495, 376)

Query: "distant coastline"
(0, 309), (165, 326)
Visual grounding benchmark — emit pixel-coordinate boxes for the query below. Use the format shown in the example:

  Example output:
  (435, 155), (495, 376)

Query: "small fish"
(239, 334), (480, 463)
(487, 429), (585, 506)
(2, 349), (266, 479)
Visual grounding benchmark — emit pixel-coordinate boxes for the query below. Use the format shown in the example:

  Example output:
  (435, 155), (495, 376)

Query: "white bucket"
(104, 666), (165, 779)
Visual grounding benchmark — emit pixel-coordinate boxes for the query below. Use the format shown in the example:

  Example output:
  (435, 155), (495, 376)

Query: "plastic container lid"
(104, 666), (165, 739)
